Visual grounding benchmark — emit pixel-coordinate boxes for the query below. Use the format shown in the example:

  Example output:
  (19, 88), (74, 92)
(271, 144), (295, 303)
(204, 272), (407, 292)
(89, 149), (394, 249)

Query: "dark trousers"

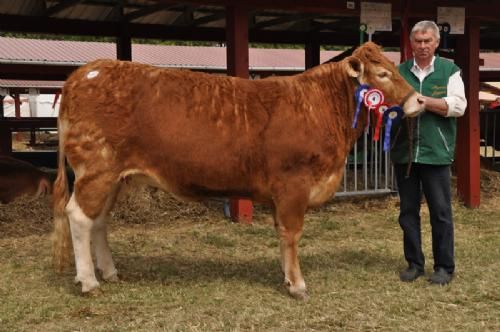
(395, 163), (455, 274)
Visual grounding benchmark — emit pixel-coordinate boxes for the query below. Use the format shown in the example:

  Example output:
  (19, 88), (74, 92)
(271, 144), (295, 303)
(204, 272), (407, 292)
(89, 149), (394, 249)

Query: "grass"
(1, 171), (500, 331)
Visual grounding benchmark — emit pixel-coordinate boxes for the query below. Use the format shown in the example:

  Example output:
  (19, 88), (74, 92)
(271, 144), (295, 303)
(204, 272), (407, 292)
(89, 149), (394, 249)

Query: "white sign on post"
(437, 7), (465, 34)
(360, 2), (392, 32)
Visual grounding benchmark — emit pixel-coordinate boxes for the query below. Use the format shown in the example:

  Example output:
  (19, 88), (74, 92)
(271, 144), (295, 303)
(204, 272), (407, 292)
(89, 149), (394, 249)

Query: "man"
(391, 21), (467, 285)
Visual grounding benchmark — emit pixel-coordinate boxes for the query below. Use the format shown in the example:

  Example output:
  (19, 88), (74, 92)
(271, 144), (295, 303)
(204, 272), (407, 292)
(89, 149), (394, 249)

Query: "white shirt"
(411, 56), (467, 117)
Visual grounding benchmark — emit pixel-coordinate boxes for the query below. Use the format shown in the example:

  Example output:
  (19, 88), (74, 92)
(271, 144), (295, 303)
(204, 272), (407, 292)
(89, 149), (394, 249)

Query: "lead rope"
(399, 90), (417, 178)
(389, 116), (415, 178)
(390, 90), (416, 178)
(405, 117), (415, 178)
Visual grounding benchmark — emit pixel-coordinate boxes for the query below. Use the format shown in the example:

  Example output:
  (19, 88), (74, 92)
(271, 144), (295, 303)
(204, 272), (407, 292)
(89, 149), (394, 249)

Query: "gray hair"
(410, 20), (440, 41)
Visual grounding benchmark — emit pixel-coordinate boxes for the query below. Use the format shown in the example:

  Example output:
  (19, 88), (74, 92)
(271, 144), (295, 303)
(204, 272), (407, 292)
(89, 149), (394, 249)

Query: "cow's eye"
(377, 71), (391, 79)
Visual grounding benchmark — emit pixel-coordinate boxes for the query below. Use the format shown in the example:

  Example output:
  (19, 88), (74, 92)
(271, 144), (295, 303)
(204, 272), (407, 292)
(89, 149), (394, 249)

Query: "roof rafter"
(191, 11), (225, 27)
(45, 0), (82, 17)
(252, 13), (318, 30)
(124, 3), (179, 21)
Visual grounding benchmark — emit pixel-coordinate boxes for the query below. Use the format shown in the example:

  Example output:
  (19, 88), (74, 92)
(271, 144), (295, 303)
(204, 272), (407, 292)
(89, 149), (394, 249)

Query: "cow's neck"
(299, 63), (367, 151)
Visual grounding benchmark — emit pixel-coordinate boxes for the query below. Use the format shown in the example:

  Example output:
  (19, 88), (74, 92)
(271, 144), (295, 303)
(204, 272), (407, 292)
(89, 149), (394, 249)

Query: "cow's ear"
(345, 56), (364, 78)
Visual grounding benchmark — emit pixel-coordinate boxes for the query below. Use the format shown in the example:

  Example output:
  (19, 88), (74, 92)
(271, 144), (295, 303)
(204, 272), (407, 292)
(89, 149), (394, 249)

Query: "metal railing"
(480, 107), (500, 170)
(337, 127), (396, 197)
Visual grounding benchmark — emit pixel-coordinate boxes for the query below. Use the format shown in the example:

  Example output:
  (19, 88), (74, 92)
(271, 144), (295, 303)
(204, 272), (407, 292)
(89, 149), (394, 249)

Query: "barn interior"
(1, 0), (500, 214)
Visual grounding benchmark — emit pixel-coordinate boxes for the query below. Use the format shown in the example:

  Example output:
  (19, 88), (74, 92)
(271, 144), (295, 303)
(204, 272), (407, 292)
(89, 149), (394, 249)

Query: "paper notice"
(437, 7), (465, 34)
(360, 2), (392, 32)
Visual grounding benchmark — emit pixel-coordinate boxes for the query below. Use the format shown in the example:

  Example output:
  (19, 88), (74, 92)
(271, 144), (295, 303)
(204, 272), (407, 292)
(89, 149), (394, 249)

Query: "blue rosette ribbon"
(352, 84), (370, 128)
(382, 105), (404, 152)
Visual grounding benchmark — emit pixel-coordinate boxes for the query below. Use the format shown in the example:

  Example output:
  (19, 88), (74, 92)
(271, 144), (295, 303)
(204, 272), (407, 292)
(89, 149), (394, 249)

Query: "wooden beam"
(191, 12), (225, 26)
(45, 0), (81, 17)
(159, 0), (500, 19)
(253, 13), (317, 30)
(6, 87), (62, 95)
(7, 13), (500, 47)
(0, 63), (78, 81)
(0, 117), (58, 131)
(480, 71), (500, 82)
(173, 5), (194, 25)
(455, 18), (481, 208)
(0, 13), (367, 45)
(124, 3), (178, 21)
(0, 14), (120, 36)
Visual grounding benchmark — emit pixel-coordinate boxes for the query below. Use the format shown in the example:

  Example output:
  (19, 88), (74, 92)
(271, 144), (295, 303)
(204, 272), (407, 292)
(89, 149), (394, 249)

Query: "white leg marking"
(66, 193), (100, 292)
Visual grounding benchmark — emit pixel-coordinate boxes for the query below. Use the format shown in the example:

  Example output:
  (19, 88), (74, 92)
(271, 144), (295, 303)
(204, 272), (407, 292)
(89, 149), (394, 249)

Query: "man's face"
(411, 29), (439, 64)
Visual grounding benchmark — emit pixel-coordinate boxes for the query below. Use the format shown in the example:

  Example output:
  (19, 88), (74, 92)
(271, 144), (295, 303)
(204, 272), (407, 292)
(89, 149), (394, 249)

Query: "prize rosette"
(382, 105), (404, 152)
(352, 84), (370, 128)
(373, 103), (389, 141)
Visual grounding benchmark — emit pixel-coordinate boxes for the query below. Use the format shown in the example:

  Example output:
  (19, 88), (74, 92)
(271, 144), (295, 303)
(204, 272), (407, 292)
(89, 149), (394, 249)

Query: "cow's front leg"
(273, 191), (309, 300)
(66, 194), (101, 294)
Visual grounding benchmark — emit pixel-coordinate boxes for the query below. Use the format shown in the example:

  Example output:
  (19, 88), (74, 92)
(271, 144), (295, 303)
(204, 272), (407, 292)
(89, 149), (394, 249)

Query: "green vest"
(391, 57), (460, 165)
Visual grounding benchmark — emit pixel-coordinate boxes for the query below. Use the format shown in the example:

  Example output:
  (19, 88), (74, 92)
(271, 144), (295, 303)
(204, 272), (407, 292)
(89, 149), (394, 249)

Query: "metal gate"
(337, 128), (396, 197)
(480, 107), (500, 171)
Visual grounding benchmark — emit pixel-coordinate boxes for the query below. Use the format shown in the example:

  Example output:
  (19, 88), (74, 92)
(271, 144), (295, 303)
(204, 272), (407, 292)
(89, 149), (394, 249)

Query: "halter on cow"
(52, 42), (424, 300)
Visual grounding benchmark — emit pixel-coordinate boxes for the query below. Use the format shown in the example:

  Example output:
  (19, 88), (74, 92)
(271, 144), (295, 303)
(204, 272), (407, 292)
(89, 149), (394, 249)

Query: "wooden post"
(117, 30), (132, 61)
(13, 93), (25, 143)
(116, 1), (132, 61)
(305, 38), (320, 69)
(0, 95), (12, 155)
(0, 94), (4, 118)
(226, 5), (249, 78)
(13, 93), (21, 118)
(226, 5), (253, 224)
(454, 18), (480, 208)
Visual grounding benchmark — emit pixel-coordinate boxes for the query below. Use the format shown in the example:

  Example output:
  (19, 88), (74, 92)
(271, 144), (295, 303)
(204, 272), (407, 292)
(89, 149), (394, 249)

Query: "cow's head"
(345, 42), (424, 117)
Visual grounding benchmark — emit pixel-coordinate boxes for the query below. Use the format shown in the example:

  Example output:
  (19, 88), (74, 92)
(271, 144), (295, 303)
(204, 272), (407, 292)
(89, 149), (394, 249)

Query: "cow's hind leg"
(92, 183), (121, 282)
(273, 190), (309, 300)
(66, 174), (120, 294)
(66, 193), (101, 294)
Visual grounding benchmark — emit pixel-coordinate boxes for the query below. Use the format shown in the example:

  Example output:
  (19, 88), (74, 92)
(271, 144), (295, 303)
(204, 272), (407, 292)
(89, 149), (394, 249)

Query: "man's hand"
(417, 95), (448, 117)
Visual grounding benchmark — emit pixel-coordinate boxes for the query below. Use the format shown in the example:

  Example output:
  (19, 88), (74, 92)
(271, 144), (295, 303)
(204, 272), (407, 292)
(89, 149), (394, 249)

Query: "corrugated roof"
(2, 36), (500, 71)
(0, 79), (63, 89)
(0, 37), (116, 65)
(0, 36), (392, 70)
(1, 36), (500, 91)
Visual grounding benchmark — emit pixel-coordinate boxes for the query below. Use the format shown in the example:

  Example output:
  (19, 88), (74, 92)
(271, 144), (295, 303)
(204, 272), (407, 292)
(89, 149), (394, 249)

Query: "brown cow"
(0, 156), (53, 204)
(52, 42), (424, 299)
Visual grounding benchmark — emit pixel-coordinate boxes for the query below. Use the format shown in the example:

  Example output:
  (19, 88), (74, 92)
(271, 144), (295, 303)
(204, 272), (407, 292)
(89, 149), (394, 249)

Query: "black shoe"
(399, 266), (424, 282)
(429, 268), (453, 285)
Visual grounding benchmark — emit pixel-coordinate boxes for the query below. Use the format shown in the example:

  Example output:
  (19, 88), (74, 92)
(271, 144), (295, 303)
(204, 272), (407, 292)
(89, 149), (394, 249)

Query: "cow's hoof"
(289, 289), (309, 301)
(284, 279), (309, 301)
(82, 287), (103, 297)
(104, 273), (120, 283)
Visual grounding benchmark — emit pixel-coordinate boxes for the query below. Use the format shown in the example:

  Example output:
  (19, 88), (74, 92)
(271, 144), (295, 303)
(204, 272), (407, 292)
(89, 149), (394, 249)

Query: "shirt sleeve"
(444, 70), (467, 117)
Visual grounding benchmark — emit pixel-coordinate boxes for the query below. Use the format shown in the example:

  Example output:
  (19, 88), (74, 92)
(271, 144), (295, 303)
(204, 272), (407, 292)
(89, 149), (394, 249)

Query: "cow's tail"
(52, 101), (73, 273)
